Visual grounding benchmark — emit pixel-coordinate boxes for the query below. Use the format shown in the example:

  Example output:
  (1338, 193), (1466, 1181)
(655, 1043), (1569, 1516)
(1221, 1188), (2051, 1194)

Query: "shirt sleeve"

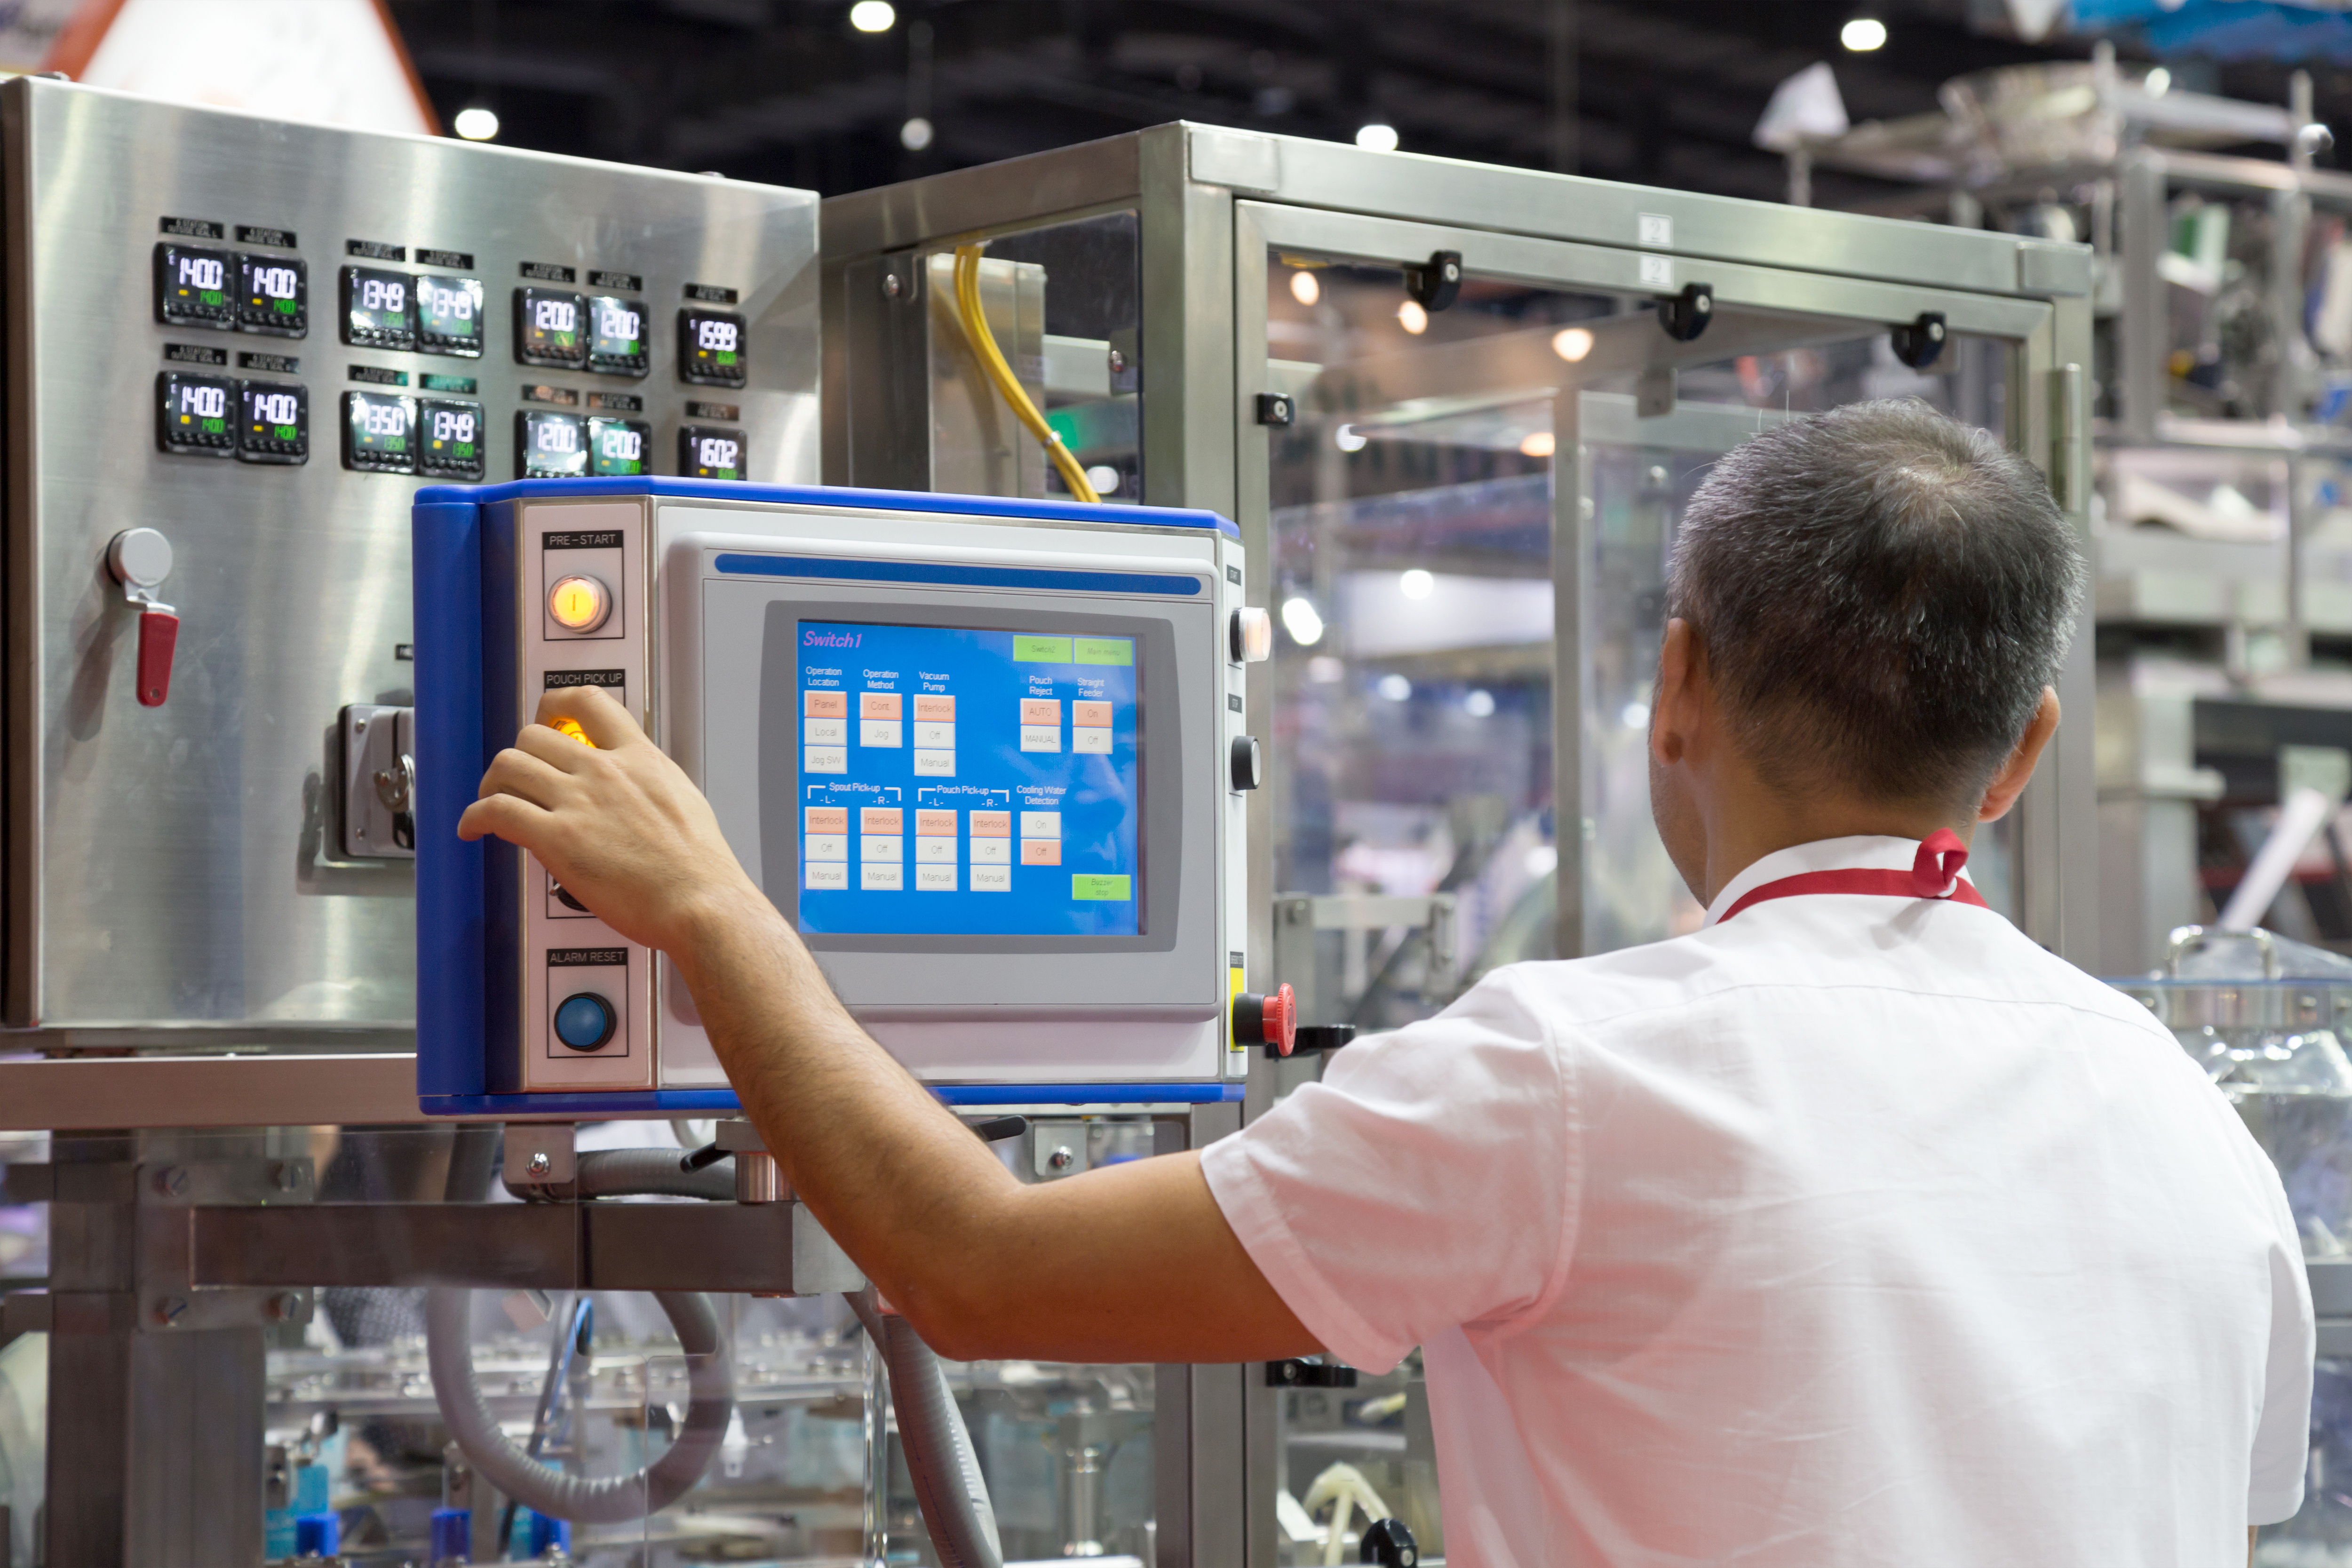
(1199, 968), (1577, 1374)
(2249, 1166), (2315, 1526)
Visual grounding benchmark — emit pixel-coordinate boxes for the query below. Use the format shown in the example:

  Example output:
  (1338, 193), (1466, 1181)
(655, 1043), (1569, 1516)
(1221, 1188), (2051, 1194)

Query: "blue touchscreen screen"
(795, 621), (1140, 937)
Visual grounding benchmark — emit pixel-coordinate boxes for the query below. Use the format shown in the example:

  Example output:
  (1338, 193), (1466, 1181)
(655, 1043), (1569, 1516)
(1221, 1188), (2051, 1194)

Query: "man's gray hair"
(1665, 398), (2087, 806)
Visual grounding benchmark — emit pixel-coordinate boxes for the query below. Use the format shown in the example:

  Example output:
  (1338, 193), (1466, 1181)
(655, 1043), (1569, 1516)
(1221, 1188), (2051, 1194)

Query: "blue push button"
(554, 991), (616, 1051)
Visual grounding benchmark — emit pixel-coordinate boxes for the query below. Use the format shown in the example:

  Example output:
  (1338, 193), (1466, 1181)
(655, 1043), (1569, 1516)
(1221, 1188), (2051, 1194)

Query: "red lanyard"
(1716, 830), (1988, 924)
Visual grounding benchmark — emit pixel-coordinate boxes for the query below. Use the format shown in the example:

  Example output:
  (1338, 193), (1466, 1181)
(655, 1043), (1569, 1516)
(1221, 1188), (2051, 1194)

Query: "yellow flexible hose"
(950, 243), (1100, 505)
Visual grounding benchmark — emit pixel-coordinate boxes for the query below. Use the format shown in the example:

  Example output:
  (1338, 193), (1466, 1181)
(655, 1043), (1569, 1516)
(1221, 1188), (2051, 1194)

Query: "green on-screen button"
(1014, 635), (1073, 662)
(1072, 874), (1132, 901)
(1074, 637), (1133, 665)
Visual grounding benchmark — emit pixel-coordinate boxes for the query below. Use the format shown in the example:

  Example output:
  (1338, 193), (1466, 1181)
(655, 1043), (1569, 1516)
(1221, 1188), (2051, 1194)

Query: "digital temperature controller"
(588, 415), (650, 476)
(341, 266), (415, 351)
(237, 380), (309, 463)
(238, 255), (307, 336)
(154, 243), (236, 329)
(517, 410), (588, 478)
(588, 295), (648, 377)
(421, 398), (486, 480)
(679, 425), (744, 481)
(515, 288), (587, 369)
(678, 308), (747, 387)
(343, 389), (416, 472)
(417, 274), (485, 357)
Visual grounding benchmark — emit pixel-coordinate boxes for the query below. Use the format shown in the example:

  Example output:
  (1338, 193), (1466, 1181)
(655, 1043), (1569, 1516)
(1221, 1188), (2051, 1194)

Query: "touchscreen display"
(795, 621), (1139, 938)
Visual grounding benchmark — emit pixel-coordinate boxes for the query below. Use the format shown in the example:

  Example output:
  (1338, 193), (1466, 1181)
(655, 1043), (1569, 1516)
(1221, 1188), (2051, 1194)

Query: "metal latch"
(340, 703), (416, 859)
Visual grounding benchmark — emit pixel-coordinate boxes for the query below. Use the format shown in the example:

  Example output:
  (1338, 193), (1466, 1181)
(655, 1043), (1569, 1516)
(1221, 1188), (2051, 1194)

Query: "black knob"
(1361, 1517), (1419, 1568)
(1231, 734), (1263, 791)
(1265, 1357), (1358, 1387)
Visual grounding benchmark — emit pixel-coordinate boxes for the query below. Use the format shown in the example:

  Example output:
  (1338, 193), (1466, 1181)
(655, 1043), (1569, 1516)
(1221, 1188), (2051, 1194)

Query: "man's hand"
(459, 684), (1319, 1365)
(456, 685), (763, 956)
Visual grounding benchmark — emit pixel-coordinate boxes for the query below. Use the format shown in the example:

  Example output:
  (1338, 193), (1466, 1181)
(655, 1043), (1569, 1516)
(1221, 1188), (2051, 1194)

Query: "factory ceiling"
(383, 0), (2344, 206)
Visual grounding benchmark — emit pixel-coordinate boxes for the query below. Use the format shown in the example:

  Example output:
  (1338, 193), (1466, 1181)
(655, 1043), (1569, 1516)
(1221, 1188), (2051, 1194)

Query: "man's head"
(1648, 398), (2084, 899)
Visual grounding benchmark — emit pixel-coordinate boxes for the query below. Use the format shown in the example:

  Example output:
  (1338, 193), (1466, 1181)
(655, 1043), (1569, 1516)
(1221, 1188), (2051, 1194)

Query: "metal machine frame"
(821, 121), (2101, 1564)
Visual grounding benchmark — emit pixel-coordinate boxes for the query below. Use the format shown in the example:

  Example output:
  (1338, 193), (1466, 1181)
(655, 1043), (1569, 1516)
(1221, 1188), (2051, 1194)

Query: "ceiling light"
(1355, 122), (1400, 153)
(1525, 844), (1558, 877)
(453, 106), (499, 142)
(1465, 688), (1496, 717)
(1397, 298), (1428, 334)
(2145, 66), (2171, 96)
(1084, 464), (1120, 495)
(1552, 326), (1595, 362)
(1308, 654), (1345, 684)
(899, 115), (934, 151)
(1376, 673), (1413, 702)
(1621, 700), (1652, 730)
(850, 0), (897, 32)
(1281, 596), (1325, 645)
(1290, 269), (1321, 307)
(1520, 430), (1557, 459)
(1399, 568), (1434, 600)
(1334, 424), (1368, 453)
(1840, 16), (1886, 51)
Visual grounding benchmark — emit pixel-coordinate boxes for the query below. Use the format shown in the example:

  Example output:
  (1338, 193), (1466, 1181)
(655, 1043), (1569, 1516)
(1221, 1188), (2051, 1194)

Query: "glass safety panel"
(867, 1114), (1161, 1566)
(1264, 252), (2025, 1036)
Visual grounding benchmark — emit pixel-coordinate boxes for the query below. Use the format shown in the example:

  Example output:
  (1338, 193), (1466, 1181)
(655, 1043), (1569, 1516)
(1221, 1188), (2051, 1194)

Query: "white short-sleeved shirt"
(1203, 835), (2314, 1568)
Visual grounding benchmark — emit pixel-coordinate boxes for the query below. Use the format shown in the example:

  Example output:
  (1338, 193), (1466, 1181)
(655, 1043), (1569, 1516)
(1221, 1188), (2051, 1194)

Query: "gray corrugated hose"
(852, 1289), (1003, 1568)
(424, 1285), (733, 1523)
(502, 1148), (737, 1204)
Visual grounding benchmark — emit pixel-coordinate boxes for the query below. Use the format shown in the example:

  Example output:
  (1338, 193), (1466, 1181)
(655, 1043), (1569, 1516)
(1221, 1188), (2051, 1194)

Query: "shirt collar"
(1701, 835), (1978, 929)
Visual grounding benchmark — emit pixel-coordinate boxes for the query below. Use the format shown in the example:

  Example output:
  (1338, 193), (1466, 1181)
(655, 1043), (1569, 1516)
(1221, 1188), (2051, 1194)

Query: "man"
(461, 399), (2311, 1566)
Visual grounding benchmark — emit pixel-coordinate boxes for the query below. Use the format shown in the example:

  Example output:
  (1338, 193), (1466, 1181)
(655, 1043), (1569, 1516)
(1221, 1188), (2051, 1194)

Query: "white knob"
(107, 527), (173, 591)
(1230, 606), (1273, 663)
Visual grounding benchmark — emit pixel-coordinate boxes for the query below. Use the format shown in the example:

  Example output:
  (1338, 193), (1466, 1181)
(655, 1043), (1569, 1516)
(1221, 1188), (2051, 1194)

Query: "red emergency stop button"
(1232, 982), (1297, 1057)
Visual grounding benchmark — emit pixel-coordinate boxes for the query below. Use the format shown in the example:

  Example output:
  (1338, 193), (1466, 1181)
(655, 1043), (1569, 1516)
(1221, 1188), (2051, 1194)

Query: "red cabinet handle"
(136, 608), (178, 707)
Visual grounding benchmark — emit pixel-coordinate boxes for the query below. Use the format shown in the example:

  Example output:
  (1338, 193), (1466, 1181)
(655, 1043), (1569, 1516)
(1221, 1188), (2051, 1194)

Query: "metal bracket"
(1255, 391), (1296, 426)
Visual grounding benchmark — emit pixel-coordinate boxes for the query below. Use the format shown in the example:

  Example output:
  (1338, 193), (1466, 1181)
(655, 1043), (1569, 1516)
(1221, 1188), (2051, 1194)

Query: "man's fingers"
(514, 723), (605, 772)
(535, 683), (644, 750)
(478, 747), (574, 809)
(457, 792), (555, 844)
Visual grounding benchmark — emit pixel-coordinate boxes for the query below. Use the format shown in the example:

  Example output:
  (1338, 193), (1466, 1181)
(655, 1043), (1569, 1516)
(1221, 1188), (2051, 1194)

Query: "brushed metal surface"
(1, 79), (819, 1040)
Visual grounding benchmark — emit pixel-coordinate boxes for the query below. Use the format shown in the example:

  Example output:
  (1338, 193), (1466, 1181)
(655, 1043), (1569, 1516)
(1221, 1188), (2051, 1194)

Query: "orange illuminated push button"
(548, 573), (612, 633)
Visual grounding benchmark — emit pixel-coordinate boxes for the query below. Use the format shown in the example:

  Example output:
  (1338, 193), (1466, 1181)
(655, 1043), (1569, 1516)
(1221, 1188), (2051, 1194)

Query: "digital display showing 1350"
(342, 390), (416, 472)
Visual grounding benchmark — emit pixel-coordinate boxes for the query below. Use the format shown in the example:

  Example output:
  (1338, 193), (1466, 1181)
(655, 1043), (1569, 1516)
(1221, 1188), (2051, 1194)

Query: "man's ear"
(1651, 618), (1699, 768)
(1978, 687), (2060, 823)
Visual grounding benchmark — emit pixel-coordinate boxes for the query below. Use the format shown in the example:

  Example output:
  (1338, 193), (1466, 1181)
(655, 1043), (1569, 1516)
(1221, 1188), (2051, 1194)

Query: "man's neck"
(1700, 792), (1971, 907)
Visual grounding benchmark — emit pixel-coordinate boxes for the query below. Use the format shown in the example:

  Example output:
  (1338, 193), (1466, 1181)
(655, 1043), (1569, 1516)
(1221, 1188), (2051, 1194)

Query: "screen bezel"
(758, 599), (1181, 955)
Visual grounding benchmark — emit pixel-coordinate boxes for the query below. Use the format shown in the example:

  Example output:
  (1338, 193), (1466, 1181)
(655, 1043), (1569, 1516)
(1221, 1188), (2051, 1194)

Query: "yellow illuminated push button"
(548, 573), (612, 633)
(553, 716), (594, 747)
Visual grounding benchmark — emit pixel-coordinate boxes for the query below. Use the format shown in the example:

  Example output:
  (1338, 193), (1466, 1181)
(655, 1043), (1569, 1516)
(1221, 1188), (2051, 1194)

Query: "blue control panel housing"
(412, 478), (1244, 1116)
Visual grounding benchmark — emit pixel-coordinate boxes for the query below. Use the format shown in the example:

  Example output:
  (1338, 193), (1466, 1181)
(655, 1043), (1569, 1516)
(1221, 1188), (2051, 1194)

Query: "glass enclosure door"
(1260, 250), (2025, 1029)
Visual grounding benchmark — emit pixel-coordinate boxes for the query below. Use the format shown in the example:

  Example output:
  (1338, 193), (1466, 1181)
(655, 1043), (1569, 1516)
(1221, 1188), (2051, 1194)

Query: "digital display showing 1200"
(793, 621), (1141, 938)
(342, 390), (416, 472)
(588, 416), (650, 477)
(517, 410), (588, 478)
(341, 266), (416, 350)
(416, 275), (484, 357)
(515, 288), (588, 368)
(588, 295), (648, 377)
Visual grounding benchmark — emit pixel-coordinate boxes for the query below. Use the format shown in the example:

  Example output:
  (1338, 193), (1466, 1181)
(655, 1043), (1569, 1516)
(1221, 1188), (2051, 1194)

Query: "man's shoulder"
(1466, 913), (2176, 1043)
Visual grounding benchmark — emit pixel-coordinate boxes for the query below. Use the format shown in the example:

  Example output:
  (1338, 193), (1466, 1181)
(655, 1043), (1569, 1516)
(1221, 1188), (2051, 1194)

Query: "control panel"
(413, 481), (1261, 1113)
(1, 76), (819, 1042)
(144, 235), (772, 485)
